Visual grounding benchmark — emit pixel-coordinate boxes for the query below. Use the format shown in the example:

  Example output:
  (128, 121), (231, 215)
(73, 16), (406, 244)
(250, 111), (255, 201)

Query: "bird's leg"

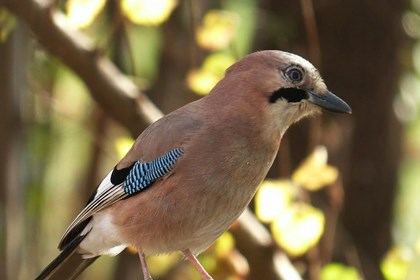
(183, 249), (214, 280)
(139, 252), (153, 280)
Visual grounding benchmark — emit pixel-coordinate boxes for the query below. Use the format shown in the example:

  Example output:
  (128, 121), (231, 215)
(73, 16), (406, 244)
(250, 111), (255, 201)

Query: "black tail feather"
(35, 235), (99, 280)
(68, 256), (99, 280)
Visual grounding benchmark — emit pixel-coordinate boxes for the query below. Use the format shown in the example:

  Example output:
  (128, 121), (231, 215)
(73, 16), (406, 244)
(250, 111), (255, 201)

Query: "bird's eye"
(285, 67), (304, 82)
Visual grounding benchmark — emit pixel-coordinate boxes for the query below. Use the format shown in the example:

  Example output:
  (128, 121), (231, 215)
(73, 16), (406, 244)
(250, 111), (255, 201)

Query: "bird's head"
(215, 50), (351, 134)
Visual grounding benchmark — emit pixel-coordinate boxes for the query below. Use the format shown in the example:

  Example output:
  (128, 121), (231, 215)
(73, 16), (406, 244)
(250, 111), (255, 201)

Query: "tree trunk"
(315, 1), (405, 279)
(0, 22), (27, 280)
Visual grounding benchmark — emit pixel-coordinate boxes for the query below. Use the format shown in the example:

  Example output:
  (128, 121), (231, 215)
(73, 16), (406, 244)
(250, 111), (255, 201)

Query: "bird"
(36, 50), (351, 280)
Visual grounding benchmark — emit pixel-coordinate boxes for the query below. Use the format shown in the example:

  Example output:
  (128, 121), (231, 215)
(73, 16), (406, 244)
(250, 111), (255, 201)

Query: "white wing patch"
(59, 171), (128, 247)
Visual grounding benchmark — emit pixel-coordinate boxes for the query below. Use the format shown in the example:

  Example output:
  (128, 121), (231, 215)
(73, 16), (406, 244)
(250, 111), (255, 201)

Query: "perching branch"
(2, 0), (163, 136)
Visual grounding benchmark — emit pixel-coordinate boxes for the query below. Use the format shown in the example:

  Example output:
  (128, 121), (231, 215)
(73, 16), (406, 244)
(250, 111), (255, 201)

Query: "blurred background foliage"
(0, 0), (419, 279)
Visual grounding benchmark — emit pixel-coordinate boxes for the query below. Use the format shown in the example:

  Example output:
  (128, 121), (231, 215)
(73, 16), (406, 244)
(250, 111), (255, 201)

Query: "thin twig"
(299, 0), (321, 68)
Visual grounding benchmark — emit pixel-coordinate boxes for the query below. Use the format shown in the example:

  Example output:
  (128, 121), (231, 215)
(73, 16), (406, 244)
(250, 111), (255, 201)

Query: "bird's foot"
(183, 249), (214, 280)
(139, 251), (153, 280)
(142, 271), (153, 280)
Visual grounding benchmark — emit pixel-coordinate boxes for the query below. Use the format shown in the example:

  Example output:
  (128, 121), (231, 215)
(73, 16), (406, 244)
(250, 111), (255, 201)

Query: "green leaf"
(0, 8), (16, 42)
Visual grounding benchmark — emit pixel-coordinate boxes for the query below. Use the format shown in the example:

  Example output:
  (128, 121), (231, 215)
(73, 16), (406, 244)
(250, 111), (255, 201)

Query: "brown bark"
(0, 22), (27, 279)
(315, 2), (405, 279)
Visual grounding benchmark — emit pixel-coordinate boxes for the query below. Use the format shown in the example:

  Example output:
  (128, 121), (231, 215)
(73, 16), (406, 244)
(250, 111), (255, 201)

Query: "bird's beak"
(307, 90), (352, 114)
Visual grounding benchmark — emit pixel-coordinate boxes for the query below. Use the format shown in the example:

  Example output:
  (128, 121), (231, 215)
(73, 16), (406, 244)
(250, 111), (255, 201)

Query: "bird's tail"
(35, 235), (99, 280)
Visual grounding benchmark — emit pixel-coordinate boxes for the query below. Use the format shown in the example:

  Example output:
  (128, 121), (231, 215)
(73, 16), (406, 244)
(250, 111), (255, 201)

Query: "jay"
(36, 50), (351, 280)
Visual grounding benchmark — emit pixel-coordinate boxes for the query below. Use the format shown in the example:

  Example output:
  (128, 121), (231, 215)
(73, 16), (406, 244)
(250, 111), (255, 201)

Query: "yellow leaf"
(66, 0), (106, 29)
(147, 253), (180, 277)
(121, 0), (177, 26)
(187, 53), (236, 95)
(196, 10), (238, 51)
(292, 146), (339, 191)
(255, 180), (294, 223)
(321, 263), (362, 280)
(415, 237), (420, 254)
(187, 70), (220, 96)
(214, 231), (235, 256)
(201, 53), (236, 76)
(114, 137), (134, 158)
(381, 246), (411, 280)
(271, 203), (325, 256)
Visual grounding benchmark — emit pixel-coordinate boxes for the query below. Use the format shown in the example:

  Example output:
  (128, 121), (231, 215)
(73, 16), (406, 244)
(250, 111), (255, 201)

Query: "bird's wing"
(58, 148), (184, 249)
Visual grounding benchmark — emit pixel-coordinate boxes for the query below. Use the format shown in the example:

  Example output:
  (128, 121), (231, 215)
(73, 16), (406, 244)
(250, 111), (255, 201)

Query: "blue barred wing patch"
(123, 148), (184, 195)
